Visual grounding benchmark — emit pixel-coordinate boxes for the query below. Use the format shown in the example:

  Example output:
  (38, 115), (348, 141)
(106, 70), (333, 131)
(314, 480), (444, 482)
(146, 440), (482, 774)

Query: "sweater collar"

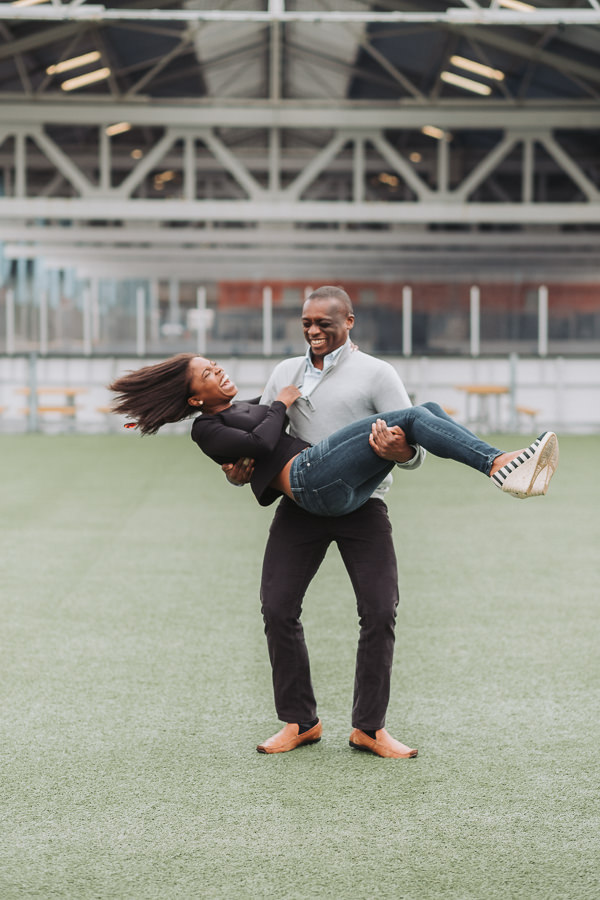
(304, 337), (352, 374)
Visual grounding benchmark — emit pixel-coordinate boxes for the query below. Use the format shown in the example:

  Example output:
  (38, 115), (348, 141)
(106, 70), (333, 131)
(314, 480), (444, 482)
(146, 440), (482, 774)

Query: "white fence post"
(82, 286), (92, 356)
(538, 285), (548, 357)
(402, 285), (412, 357)
(262, 286), (273, 357)
(39, 290), (48, 355)
(6, 288), (15, 354)
(196, 286), (207, 355)
(136, 286), (146, 357)
(470, 285), (480, 357)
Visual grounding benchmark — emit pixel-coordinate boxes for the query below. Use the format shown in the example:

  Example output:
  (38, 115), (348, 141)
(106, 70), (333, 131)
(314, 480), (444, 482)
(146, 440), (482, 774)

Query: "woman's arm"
(194, 387), (301, 460)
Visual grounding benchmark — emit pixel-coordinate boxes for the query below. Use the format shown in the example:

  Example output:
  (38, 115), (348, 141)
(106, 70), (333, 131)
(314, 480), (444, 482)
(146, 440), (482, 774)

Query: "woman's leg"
(289, 403), (503, 516)
(328, 402), (501, 478)
(401, 401), (503, 471)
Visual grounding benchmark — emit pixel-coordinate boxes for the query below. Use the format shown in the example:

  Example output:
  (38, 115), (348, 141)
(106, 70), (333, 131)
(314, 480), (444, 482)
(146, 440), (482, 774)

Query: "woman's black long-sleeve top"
(190, 399), (309, 506)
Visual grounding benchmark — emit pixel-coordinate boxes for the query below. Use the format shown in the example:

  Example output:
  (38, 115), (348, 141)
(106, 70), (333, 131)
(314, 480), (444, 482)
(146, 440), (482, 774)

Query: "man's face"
(301, 297), (354, 362)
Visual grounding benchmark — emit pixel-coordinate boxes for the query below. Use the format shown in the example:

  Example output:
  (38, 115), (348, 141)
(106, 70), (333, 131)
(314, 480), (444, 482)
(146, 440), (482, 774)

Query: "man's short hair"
(307, 286), (354, 317)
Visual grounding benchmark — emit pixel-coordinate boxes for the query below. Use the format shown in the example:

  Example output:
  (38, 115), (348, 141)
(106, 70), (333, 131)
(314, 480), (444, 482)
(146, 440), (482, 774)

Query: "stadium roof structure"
(0, 0), (599, 280)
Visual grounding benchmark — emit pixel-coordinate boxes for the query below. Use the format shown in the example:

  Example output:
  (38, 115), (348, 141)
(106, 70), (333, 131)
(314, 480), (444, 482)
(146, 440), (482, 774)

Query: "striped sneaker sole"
(492, 432), (559, 499)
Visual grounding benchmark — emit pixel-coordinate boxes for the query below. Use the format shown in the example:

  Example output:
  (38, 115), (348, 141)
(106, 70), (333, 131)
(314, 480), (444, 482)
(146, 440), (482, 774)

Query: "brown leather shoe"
(349, 727), (417, 759)
(256, 720), (322, 754)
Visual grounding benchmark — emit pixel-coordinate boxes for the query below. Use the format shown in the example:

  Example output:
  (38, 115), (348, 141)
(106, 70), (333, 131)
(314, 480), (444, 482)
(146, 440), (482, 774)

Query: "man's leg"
(334, 500), (399, 732)
(260, 498), (331, 725)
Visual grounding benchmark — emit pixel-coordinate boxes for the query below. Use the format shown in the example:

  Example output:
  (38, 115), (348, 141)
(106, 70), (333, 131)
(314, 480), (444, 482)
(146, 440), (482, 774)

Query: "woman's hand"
(276, 385), (302, 408)
(222, 457), (254, 485)
(369, 418), (416, 463)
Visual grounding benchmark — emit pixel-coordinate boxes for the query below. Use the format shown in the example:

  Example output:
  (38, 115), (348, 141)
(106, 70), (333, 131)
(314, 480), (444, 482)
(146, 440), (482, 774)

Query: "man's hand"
(222, 457), (254, 485)
(369, 418), (416, 463)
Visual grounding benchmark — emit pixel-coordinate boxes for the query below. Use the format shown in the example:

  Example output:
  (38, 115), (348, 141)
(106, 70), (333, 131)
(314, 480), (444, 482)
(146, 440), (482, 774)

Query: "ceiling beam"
(1, 101), (599, 129)
(3, 6), (600, 26)
(1, 196), (600, 225)
(3, 224), (600, 250)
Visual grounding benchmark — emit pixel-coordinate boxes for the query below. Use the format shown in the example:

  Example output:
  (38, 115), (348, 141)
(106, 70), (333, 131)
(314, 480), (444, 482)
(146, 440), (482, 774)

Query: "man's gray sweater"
(260, 342), (425, 500)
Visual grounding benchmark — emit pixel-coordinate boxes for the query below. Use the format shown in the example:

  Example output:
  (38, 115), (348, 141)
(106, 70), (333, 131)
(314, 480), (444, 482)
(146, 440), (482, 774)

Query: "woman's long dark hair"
(109, 353), (197, 435)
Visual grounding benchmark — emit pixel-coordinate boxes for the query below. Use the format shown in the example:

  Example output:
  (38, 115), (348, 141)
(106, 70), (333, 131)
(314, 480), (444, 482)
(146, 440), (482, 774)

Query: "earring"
(198, 400), (203, 406)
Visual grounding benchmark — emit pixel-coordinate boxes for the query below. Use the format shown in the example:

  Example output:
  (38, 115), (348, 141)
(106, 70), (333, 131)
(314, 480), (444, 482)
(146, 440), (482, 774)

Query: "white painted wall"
(1, 353), (599, 434)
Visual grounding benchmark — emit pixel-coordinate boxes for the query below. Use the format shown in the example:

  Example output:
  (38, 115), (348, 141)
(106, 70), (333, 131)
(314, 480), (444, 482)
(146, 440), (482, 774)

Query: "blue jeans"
(288, 401), (502, 517)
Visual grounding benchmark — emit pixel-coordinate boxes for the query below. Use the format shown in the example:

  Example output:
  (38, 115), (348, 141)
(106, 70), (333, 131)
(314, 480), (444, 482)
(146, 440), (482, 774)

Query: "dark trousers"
(260, 496), (399, 731)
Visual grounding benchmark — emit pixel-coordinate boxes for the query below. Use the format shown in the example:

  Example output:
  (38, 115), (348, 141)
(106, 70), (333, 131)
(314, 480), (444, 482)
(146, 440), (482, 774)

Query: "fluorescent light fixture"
(47, 51), (101, 76)
(498, 0), (535, 11)
(11, 0), (50, 7)
(60, 67), (111, 92)
(449, 55), (505, 82)
(421, 125), (445, 141)
(440, 71), (492, 96)
(105, 122), (132, 137)
(155, 170), (176, 183)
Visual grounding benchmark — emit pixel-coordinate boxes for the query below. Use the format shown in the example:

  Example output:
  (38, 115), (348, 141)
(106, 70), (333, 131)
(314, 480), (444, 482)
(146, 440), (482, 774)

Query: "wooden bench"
(515, 405), (539, 432)
(98, 405), (124, 432)
(17, 387), (87, 399)
(22, 405), (77, 416)
(455, 385), (509, 432)
(17, 387), (87, 431)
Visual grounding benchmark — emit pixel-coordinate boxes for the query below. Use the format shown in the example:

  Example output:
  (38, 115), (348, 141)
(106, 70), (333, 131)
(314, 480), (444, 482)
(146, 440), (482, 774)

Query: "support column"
(82, 285), (92, 355)
(99, 127), (111, 191)
(470, 284), (480, 357)
(508, 351), (518, 432)
(168, 277), (179, 325)
(149, 279), (160, 343)
(402, 285), (412, 357)
(5, 287), (15, 354)
(196, 285), (207, 355)
(522, 139), (534, 203)
(39, 290), (48, 355)
(269, 4), (281, 102)
(16, 256), (27, 306)
(353, 137), (365, 203)
(438, 134), (450, 194)
(136, 286), (146, 357)
(184, 135), (196, 201)
(262, 285), (273, 357)
(269, 127), (281, 194)
(49, 268), (60, 319)
(15, 131), (26, 197)
(91, 278), (101, 343)
(28, 352), (38, 433)
(538, 285), (548, 357)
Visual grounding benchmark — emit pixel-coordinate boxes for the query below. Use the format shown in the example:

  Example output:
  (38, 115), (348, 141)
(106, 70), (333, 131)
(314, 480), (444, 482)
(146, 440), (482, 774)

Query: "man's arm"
(370, 361), (425, 469)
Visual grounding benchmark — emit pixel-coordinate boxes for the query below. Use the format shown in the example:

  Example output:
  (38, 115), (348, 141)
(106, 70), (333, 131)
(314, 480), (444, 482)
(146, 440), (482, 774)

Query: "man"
(224, 286), (425, 759)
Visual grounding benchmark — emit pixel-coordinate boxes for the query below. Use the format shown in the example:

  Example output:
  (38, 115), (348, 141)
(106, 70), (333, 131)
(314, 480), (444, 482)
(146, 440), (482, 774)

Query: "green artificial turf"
(1, 433), (598, 899)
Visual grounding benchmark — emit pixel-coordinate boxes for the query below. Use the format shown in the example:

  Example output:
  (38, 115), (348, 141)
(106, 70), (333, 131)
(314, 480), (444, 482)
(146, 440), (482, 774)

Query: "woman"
(109, 353), (559, 515)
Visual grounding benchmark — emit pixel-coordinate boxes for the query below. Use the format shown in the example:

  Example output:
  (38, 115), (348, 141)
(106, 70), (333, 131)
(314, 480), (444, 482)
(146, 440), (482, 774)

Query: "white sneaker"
(492, 432), (559, 499)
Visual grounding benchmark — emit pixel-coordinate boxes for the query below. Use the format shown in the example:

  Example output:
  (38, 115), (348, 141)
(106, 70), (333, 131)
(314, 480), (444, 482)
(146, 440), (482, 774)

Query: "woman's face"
(187, 357), (238, 410)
